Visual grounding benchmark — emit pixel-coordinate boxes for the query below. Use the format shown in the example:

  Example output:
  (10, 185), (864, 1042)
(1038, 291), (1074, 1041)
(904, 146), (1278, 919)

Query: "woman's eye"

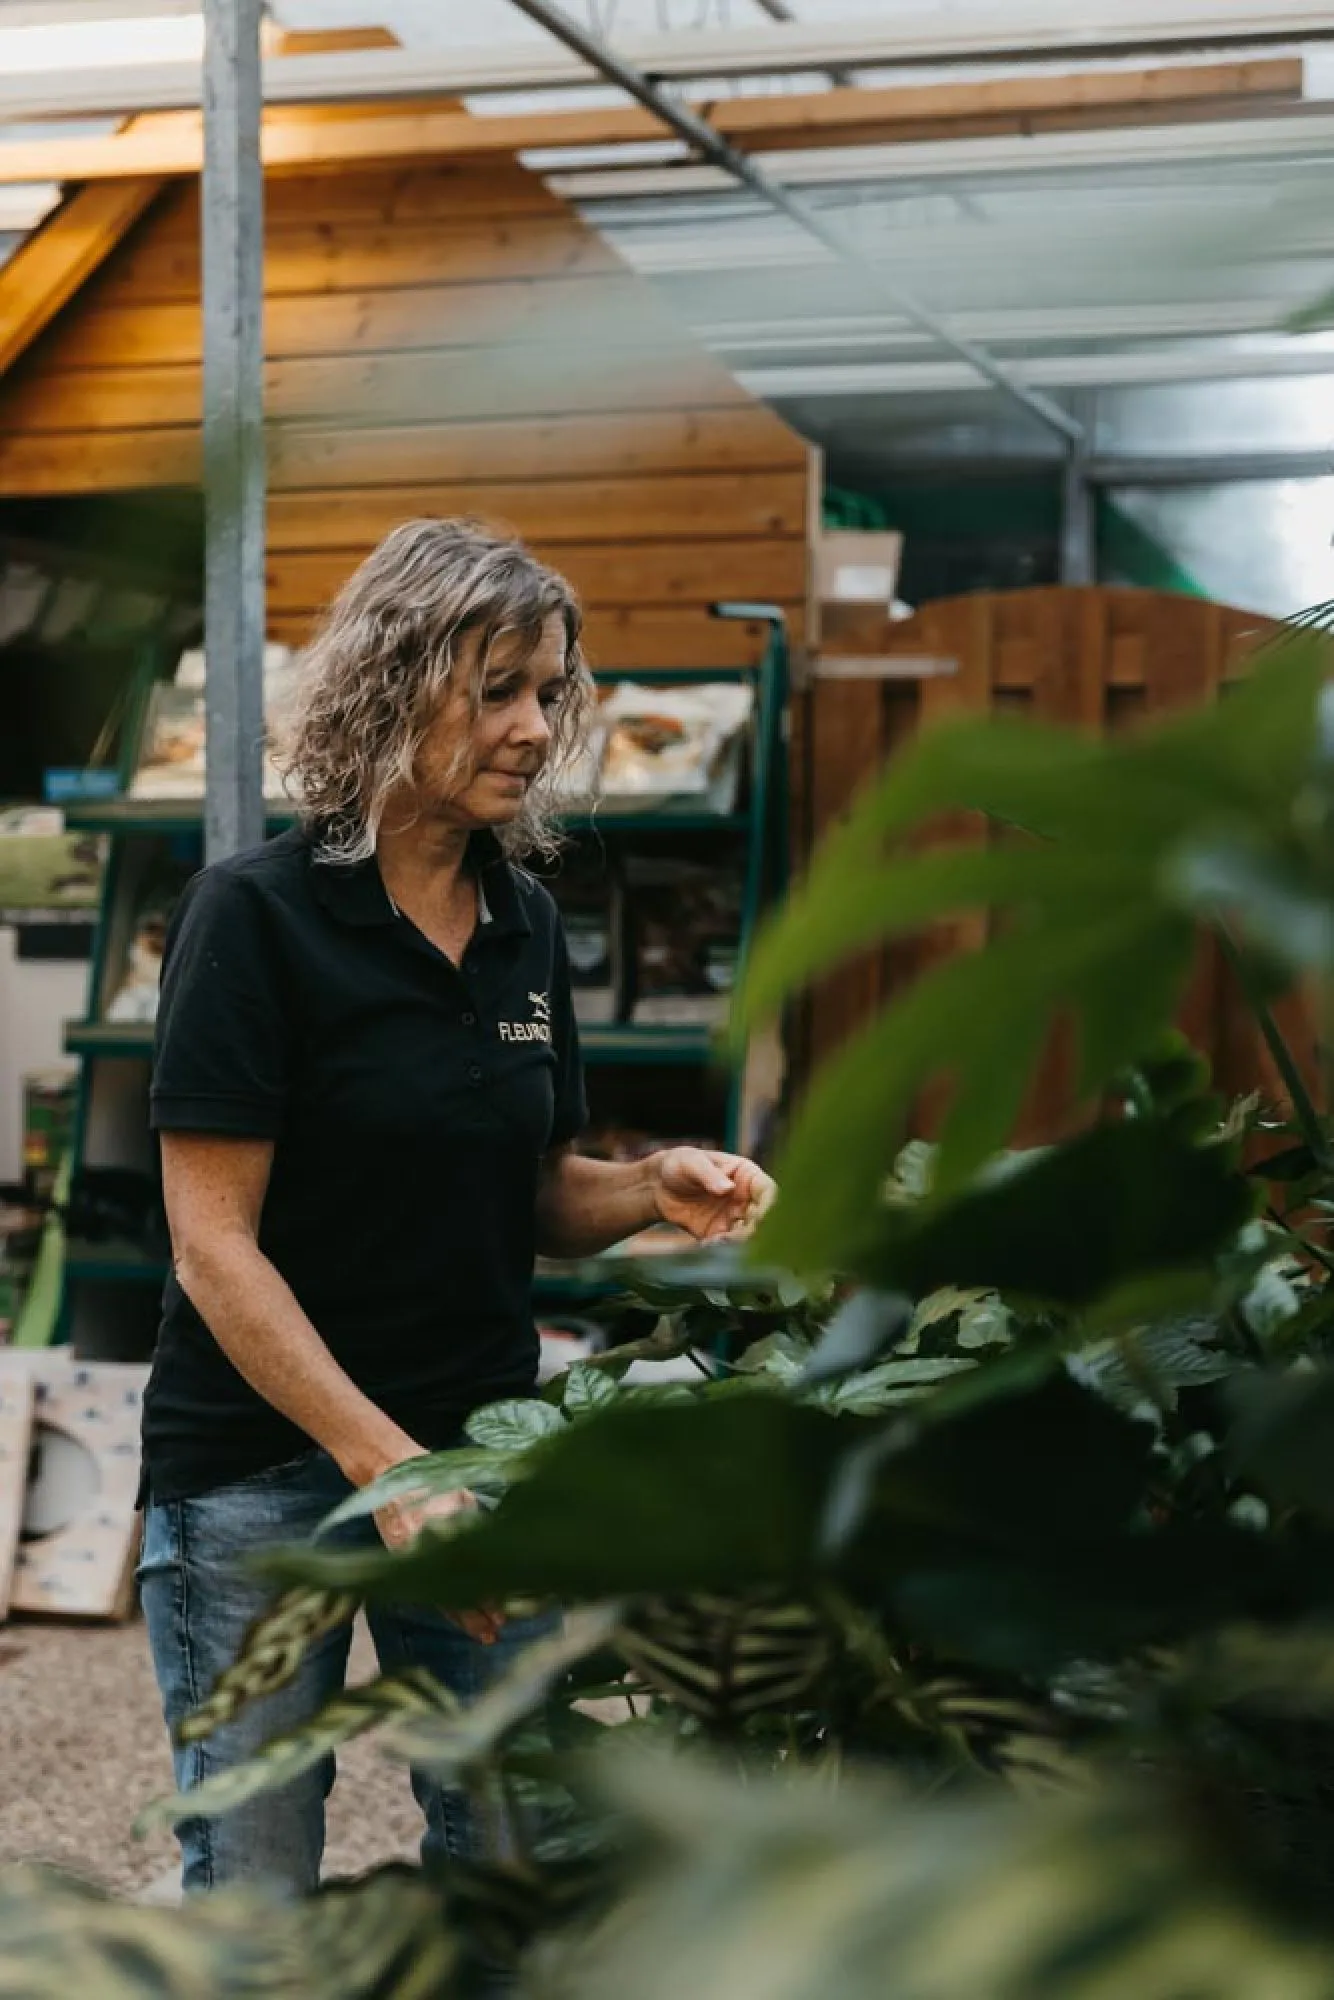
(484, 682), (516, 704)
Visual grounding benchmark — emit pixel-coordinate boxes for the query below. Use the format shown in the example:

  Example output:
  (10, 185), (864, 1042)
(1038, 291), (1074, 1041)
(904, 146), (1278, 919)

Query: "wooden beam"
(0, 406), (806, 497)
(0, 58), (1303, 183)
(717, 54), (1304, 150)
(0, 178), (162, 377)
(264, 26), (400, 56)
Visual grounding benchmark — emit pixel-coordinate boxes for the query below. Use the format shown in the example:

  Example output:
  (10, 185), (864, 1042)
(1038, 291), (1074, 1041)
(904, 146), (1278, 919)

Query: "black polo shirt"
(142, 825), (586, 1502)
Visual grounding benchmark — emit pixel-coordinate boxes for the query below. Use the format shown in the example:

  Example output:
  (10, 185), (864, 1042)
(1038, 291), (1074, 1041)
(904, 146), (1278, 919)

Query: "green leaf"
(613, 1594), (833, 1726)
(736, 1329), (812, 1381)
(799, 1291), (912, 1386)
(955, 1296), (1014, 1350)
(1228, 1369), (1334, 1524)
(1287, 284), (1334, 332)
(755, 909), (1197, 1271)
(1068, 1322), (1234, 1416)
(837, 1371), (1156, 1571)
(739, 837), (1146, 1028)
(139, 1669), (456, 1834)
(561, 1362), (621, 1417)
(1174, 1621), (1334, 1713)
(567, 1756), (1334, 2000)
(263, 1399), (851, 1610)
(819, 1356), (976, 1416)
(318, 1445), (520, 1531)
(889, 1140), (937, 1204)
(856, 1123), (1254, 1310)
(1172, 837), (1334, 973)
(589, 1244), (810, 1309)
(466, 1398), (566, 1452)
(0, 1859), (457, 1998)
(1239, 1263), (1303, 1341)
(1072, 920), (1196, 1096)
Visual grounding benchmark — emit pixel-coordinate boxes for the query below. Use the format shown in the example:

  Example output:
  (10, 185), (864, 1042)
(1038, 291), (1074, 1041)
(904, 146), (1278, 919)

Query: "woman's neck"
(375, 816), (472, 910)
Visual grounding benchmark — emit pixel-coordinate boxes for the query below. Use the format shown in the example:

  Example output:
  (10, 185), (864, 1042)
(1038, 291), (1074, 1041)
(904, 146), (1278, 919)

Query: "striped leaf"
(437, 1854), (607, 1974)
(389, 1606), (623, 1775)
(615, 1595), (834, 1727)
(176, 1585), (359, 1746)
(141, 1669), (457, 1834)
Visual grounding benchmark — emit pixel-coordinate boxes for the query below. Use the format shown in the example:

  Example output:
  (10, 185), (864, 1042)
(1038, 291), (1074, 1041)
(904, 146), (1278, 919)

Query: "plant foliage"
(26, 623), (1334, 1997)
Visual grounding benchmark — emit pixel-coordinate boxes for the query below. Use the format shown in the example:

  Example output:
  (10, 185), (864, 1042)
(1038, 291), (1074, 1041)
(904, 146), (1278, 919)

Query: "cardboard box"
(815, 530), (904, 609)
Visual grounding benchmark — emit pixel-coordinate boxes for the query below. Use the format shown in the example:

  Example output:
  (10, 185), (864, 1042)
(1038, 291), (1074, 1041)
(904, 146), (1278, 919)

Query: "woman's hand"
(372, 1475), (504, 1646)
(651, 1147), (777, 1243)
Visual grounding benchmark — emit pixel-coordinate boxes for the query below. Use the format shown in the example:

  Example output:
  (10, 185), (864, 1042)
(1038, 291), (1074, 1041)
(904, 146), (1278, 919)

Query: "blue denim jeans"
(138, 1446), (553, 1896)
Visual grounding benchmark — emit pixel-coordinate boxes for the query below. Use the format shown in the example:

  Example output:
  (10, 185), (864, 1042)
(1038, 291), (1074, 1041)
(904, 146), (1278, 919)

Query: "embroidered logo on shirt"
(498, 990), (552, 1043)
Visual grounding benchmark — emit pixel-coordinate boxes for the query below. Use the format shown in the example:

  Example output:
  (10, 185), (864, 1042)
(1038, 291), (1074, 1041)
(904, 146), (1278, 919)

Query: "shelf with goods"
(56, 617), (791, 1339)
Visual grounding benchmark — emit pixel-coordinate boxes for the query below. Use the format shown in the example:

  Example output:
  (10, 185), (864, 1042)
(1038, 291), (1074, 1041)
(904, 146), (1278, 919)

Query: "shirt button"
(462, 1011), (477, 1028)
(468, 1063), (483, 1084)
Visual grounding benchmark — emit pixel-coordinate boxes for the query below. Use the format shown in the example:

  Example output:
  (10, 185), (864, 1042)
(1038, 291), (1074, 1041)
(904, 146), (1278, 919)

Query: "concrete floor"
(0, 1612), (420, 1900)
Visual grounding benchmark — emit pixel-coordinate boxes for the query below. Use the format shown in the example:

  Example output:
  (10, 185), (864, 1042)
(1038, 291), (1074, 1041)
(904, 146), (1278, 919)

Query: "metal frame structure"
(505, 0), (1098, 586)
(149, 0), (1334, 840)
(201, 0), (265, 862)
(3, 2), (1332, 120)
(547, 112), (1334, 202)
(506, 0), (1086, 459)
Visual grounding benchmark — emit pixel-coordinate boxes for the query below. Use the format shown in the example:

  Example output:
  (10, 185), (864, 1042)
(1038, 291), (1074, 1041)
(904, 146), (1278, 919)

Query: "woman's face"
(413, 612), (570, 829)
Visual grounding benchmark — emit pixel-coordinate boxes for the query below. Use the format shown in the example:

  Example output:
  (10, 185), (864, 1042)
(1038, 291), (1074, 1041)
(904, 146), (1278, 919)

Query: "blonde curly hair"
(281, 518), (593, 864)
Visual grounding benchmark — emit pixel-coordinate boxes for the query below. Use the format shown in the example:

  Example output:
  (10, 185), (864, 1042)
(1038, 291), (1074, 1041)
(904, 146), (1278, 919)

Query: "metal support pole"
(202, 0), (265, 864)
(1059, 444), (1098, 586)
(506, 0), (1085, 450)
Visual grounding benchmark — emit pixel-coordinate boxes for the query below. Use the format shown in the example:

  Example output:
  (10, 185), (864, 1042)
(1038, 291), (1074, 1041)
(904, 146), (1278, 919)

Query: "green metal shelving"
(59, 621), (790, 1325)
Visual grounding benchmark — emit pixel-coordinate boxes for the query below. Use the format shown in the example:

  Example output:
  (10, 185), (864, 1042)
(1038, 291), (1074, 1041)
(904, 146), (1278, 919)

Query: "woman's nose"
(511, 693), (552, 747)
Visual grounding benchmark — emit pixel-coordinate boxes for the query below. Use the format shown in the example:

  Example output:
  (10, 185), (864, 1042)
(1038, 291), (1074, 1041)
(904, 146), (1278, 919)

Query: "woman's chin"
(422, 775), (531, 828)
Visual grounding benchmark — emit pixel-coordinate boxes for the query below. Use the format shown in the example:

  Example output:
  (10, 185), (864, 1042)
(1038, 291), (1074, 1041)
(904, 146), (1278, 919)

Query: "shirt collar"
(308, 827), (530, 938)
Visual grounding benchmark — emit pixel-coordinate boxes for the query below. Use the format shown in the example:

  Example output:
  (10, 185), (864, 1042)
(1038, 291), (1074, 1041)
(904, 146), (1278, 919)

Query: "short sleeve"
(549, 917), (588, 1149)
(150, 866), (291, 1139)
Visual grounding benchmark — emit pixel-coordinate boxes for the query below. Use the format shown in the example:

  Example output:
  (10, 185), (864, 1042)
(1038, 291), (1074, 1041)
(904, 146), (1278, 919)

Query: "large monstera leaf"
(733, 627), (1331, 1278)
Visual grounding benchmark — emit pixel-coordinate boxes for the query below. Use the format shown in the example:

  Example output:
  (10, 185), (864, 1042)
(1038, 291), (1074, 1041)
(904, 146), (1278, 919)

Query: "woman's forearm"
(174, 1231), (421, 1487)
(534, 1151), (661, 1260)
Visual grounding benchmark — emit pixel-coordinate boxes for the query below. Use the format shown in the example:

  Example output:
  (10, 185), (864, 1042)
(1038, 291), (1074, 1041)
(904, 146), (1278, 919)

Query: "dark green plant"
(15, 620), (1334, 1995)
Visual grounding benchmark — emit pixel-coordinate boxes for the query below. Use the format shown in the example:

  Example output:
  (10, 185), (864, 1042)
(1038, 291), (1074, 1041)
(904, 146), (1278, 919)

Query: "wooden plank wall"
(803, 584), (1315, 1132)
(0, 157), (813, 672)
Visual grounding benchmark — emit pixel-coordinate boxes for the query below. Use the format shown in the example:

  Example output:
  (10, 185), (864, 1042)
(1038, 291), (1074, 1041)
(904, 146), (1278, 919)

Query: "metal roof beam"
(0, 5), (1330, 120)
(742, 344), (1334, 396)
(506, 0), (1084, 449)
(549, 109), (1334, 202)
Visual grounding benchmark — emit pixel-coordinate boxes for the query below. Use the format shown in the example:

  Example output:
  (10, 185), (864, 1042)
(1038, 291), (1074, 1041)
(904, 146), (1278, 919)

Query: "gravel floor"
(0, 1612), (421, 1898)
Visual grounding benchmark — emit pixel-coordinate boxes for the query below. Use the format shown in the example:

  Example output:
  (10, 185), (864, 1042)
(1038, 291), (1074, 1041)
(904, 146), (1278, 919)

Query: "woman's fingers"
(450, 1606), (504, 1646)
(371, 1486), (503, 1643)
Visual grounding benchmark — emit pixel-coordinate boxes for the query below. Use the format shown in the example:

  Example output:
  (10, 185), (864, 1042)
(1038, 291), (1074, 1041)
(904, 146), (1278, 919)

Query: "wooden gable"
(0, 156), (814, 672)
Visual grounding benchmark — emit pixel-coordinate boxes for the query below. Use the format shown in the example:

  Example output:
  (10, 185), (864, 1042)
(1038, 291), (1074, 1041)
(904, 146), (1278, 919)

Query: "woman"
(137, 519), (776, 1896)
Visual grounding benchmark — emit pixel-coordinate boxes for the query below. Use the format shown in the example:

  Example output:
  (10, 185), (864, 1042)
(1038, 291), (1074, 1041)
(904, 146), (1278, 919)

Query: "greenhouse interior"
(3, 1), (1334, 1992)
